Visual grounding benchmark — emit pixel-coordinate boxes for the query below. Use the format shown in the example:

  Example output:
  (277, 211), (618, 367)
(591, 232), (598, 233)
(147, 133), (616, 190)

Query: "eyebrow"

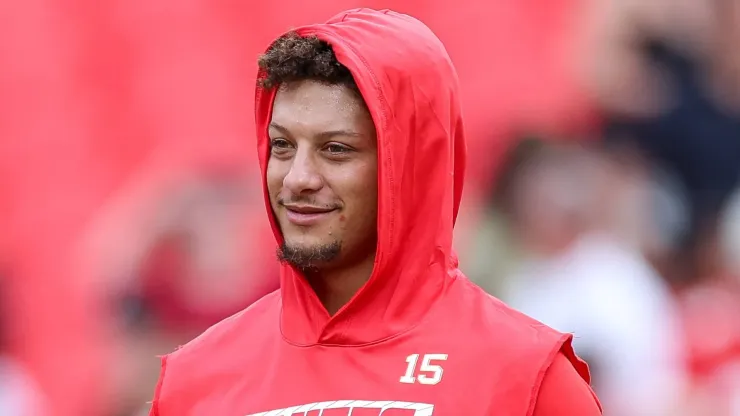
(269, 122), (363, 140)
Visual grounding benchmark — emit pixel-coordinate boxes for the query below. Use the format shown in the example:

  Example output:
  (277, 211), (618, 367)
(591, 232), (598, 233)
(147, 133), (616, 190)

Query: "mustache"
(277, 197), (339, 210)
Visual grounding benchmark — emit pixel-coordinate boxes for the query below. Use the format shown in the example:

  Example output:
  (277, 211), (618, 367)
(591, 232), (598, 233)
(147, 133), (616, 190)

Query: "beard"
(276, 240), (341, 273)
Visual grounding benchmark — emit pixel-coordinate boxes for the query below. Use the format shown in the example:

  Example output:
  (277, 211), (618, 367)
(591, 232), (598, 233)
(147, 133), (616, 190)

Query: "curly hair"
(257, 32), (358, 91)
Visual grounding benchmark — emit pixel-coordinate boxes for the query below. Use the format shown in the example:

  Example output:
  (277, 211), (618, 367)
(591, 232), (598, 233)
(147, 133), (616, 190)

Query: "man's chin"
(276, 239), (342, 271)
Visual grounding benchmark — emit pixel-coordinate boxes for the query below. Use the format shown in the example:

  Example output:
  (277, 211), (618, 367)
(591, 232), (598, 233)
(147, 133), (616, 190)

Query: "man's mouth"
(283, 205), (337, 226)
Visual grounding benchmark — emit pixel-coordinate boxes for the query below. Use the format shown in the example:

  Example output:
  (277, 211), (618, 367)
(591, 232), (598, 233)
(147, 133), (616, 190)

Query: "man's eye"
(270, 138), (291, 149)
(325, 143), (351, 154)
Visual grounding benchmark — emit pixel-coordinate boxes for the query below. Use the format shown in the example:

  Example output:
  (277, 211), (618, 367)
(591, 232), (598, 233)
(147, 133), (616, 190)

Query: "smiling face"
(267, 80), (378, 272)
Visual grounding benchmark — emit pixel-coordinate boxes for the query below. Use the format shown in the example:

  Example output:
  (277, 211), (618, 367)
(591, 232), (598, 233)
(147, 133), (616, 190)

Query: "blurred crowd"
(1, 0), (739, 415)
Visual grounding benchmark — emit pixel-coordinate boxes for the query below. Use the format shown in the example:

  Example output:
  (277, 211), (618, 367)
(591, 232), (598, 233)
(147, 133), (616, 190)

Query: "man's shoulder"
(460, 279), (592, 384)
(419, 278), (594, 414)
(444, 278), (569, 350)
(166, 289), (281, 366)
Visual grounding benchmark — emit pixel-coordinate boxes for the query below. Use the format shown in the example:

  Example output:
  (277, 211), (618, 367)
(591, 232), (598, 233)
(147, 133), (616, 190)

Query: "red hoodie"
(151, 9), (601, 415)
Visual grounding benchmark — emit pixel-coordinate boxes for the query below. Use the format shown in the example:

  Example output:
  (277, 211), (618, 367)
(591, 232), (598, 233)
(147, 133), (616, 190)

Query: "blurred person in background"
(580, 0), (740, 413)
(582, 0), (740, 283)
(497, 141), (688, 415)
(82, 166), (278, 415)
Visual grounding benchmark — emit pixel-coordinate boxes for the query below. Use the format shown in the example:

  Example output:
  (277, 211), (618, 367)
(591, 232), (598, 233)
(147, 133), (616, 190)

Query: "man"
(150, 8), (602, 415)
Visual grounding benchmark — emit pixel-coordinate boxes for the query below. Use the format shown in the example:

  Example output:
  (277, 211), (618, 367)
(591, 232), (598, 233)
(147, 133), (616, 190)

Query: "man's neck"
(306, 255), (376, 316)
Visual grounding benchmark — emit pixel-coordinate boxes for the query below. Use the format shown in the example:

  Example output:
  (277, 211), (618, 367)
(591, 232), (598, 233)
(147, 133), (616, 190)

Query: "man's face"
(267, 80), (378, 271)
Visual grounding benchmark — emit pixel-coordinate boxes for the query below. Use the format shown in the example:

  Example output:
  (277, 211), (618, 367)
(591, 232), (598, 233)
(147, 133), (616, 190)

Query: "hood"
(255, 8), (466, 345)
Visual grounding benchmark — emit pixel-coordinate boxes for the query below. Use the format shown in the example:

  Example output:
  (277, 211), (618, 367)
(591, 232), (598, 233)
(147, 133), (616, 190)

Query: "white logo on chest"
(246, 400), (434, 416)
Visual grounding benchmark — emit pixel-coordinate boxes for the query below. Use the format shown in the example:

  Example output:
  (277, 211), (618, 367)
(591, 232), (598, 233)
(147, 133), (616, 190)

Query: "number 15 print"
(399, 354), (448, 385)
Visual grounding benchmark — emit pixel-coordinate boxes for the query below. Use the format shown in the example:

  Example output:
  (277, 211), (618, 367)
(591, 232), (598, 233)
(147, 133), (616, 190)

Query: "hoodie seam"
(414, 85), (452, 138)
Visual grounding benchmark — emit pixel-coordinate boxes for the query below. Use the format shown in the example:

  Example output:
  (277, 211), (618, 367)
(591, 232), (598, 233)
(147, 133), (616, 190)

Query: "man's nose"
(283, 147), (323, 194)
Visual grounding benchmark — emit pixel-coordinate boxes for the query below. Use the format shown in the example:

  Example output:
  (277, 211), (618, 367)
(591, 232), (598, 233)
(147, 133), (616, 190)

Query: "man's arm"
(532, 352), (602, 416)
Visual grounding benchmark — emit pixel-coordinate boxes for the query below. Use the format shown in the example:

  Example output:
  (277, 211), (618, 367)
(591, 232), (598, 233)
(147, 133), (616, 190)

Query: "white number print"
(399, 354), (448, 385)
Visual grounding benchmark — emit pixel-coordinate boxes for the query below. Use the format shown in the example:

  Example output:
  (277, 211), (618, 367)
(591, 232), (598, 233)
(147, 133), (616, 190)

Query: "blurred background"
(1, 0), (739, 415)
